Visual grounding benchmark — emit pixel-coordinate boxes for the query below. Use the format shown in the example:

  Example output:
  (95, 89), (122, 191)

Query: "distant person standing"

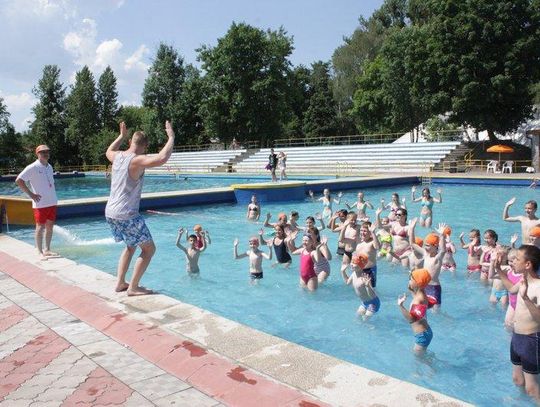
(15, 145), (58, 260)
(105, 121), (174, 296)
(268, 148), (278, 182)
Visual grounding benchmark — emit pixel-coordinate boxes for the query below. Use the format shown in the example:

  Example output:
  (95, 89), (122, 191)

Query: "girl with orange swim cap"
(397, 268), (435, 354)
(341, 253), (380, 320)
(441, 226), (457, 272)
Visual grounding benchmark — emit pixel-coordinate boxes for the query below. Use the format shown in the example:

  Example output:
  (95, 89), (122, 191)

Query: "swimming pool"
(0, 174), (332, 200)
(6, 183), (539, 406)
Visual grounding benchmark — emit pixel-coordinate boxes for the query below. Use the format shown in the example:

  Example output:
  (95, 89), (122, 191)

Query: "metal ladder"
(420, 164), (433, 185)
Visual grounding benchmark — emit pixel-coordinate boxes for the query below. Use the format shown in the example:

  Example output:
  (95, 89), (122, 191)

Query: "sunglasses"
(395, 213), (404, 217)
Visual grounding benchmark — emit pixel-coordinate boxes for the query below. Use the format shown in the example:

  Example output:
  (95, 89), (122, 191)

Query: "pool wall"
(1, 174), (535, 225)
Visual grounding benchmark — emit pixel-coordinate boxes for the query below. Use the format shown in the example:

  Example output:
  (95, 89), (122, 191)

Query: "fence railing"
(172, 140), (259, 153)
(273, 129), (467, 148)
(436, 159), (533, 173)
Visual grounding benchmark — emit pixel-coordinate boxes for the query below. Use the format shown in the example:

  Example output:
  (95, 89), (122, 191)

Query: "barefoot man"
(105, 121), (174, 295)
(16, 144), (59, 260)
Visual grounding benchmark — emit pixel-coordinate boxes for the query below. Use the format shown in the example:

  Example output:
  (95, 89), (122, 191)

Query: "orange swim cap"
(424, 233), (439, 247)
(415, 236), (424, 247)
(411, 268), (432, 289)
(352, 253), (369, 269)
(530, 226), (540, 238)
(442, 226), (452, 236)
(193, 224), (202, 232)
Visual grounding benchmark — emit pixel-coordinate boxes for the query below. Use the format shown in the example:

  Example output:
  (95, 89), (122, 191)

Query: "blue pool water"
(0, 174), (331, 199)
(6, 183), (540, 406)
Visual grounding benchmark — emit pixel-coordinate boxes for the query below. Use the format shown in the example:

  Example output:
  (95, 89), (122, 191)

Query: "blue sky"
(0, 0), (383, 131)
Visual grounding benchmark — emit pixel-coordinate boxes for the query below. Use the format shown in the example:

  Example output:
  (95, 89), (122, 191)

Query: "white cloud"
(2, 92), (36, 111)
(95, 39), (123, 69)
(124, 45), (150, 72)
(63, 18), (98, 67)
(1, 0), (75, 21)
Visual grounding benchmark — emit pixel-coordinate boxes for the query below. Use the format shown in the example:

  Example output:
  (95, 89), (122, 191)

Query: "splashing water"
(53, 225), (115, 246)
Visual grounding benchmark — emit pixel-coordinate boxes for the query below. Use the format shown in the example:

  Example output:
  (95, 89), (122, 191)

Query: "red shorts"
(33, 206), (57, 224)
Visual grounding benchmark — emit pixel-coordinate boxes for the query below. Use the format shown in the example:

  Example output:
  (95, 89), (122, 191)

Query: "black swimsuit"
(273, 238), (292, 263)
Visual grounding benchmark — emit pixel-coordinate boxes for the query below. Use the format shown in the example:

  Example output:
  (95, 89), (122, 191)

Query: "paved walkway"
(0, 251), (326, 406)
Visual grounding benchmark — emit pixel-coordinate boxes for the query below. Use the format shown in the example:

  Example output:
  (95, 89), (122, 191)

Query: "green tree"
(425, 0), (540, 141)
(173, 64), (206, 145)
(302, 61), (338, 141)
(30, 65), (67, 165)
(97, 66), (119, 131)
(198, 22), (293, 146)
(64, 66), (99, 165)
(142, 43), (185, 147)
(283, 65), (311, 138)
(0, 98), (24, 169)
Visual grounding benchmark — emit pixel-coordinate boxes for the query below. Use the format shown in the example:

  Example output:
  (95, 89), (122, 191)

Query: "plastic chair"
(486, 160), (498, 173)
(501, 161), (513, 174)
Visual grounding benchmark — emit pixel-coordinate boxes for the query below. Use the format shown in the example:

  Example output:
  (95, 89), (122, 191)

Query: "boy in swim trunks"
(234, 235), (272, 283)
(341, 253), (380, 320)
(397, 268), (435, 354)
(503, 198), (540, 245)
(410, 222), (447, 310)
(353, 215), (382, 287)
(329, 209), (348, 256)
(338, 212), (362, 267)
(497, 245), (540, 403)
(176, 228), (206, 275)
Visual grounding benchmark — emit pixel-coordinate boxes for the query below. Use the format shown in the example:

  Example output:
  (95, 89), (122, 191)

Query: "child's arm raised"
(340, 262), (351, 284)
(496, 255), (520, 293)
(434, 188), (442, 203)
(262, 241), (273, 260)
(233, 238), (249, 259)
(176, 228), (188, 254)
(199, 231), (207, 253)
(397, 293), (414, 322)
(315, 212), (326, 231)
(333, 191), (343, 205)
(459, 232), (469, 249)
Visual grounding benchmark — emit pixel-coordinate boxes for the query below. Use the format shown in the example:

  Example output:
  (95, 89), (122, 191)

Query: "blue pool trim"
(0, 172), (86, 182)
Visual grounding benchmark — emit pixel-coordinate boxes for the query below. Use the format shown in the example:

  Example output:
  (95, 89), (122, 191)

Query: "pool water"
(0, 174), (330, 200)
(6, 183), (540, 406)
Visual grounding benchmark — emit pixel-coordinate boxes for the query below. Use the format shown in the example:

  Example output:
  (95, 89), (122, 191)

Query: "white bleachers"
(148, 149), (247, 173)
(234, 142), (461, 174)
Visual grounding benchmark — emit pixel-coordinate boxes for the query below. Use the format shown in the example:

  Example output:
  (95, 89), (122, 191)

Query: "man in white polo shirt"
(15, 144), (59, 259)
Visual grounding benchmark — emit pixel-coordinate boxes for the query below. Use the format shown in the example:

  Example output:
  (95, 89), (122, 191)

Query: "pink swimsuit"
(300, 251), (317, 284)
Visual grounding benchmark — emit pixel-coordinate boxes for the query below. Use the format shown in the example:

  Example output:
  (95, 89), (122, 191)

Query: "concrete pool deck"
(0, 235), (470, 407)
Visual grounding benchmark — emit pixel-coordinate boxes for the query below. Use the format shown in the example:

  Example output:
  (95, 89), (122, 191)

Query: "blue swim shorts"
(106, 215), (153, 247)
(414, 327), (433, 348)
(361, 296), (380, 313)
(511, 332), (540, 374)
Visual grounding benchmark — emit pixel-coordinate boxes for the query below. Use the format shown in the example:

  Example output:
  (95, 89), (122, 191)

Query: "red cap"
(35, 145), (50, 154)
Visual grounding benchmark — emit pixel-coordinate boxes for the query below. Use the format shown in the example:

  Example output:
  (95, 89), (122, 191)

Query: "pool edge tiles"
(0, 235), (471, 407)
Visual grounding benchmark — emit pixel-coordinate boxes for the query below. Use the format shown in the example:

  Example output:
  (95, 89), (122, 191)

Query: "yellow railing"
(436, 159), (533, 173)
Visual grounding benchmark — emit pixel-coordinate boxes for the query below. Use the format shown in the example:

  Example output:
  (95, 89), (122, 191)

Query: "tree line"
(1, 0), (539, 168)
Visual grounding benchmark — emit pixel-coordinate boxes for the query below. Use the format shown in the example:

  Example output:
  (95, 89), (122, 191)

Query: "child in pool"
(192, 224), (211, 248)
(329, 209), (349, 256)
(459, 229), (481, 274)
(497, 245), (540, 403)
(352, 215), (382, 287)
(259, 225), (292, 268)
(176, 228), (206, 275)
(479, 229), (500, 283)
(495, 249), (522, 330)
(409, 221), (447, 310)
(290, 234), (328, 291)
(263, 212), (290, 234)
(309, 188), (343, 221)
(488, 246), (510, 307)
(246, 195), (260, 221)
(528, 226), (540, 249)
(397, 268), (435, 354)
(233, 235), (272, 282)
(441, 226), (457, 272)
(380, 193), (406, 222)
(397, 236), (425, 271)
(410, 186), (442, 228)
(341, 253), (380, 320)
(338, 212), (362, 267)
(345, 192), (373, 221)
(503, 198), (540, 245)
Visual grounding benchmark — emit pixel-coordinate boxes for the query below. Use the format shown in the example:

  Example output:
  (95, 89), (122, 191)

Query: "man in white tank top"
(105, 121), (174, 296)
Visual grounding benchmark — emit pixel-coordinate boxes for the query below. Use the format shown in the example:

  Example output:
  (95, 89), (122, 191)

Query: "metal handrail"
(273, 129), (467, 148)
(0, 164), (107, 176)
(436, 159), (532, 173)
(172, 140), (259, 153)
